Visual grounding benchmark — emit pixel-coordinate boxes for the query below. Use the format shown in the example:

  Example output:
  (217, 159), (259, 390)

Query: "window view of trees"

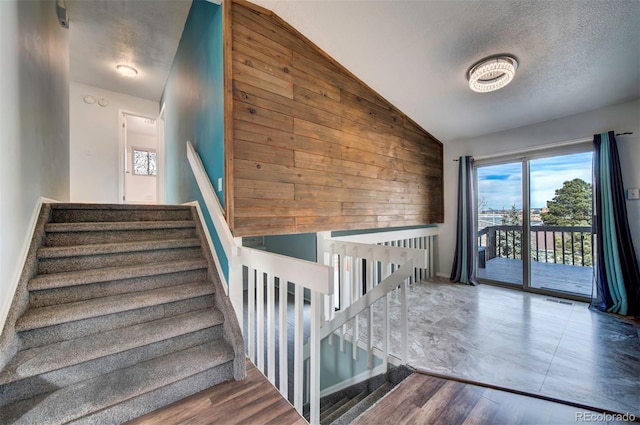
(539, 178), (592, 266)
(489, 178), (593, 266)
(541, 179), (592, 226)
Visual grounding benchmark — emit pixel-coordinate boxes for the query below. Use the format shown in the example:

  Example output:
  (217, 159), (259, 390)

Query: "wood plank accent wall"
(228, 0), (444, 236)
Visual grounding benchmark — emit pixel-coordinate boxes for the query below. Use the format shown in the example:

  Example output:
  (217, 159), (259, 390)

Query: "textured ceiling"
(252, 0), (640, 141)
(66, 0), (192, 102)
(66, 0), (640, 142)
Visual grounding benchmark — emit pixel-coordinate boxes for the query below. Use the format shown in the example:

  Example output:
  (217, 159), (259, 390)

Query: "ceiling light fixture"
(467, 55), (518, 93)
(116, 64), (138, 77)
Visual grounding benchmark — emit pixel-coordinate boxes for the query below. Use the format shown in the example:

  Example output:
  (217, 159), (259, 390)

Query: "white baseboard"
(184, 201), (229, 294)
(436, 272), (449, 279)
(0, 197), (55, 332)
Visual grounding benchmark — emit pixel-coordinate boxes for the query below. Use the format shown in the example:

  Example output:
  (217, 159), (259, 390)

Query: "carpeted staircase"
(309, 365), (414, 425)
(0, 203), (245, 424)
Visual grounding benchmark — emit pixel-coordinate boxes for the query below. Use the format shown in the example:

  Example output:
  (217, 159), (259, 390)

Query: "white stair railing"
(314, 232), (431, 392)
(187, 141), (332, 424)
(329, 228), (438, 282)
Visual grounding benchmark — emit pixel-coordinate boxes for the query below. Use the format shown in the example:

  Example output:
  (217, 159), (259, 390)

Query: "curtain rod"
(452, 131), (634, 161)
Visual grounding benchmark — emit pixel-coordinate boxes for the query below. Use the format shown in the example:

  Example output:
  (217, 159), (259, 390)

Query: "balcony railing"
(478, 225), (592, 267)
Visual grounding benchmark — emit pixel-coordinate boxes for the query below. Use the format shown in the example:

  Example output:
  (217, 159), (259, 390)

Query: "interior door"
(122, 113), (158, 204)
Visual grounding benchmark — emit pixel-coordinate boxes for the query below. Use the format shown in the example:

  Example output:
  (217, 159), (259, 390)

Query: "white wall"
(125, 131), (157, 203)
(70, 82), (158, 203)
(440, 99), (640, 276)
(0, 0), (69, 331)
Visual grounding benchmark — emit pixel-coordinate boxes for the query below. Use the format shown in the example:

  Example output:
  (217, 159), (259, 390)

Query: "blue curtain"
(591, 131), (640, 316)
(450, 156), (478, 285)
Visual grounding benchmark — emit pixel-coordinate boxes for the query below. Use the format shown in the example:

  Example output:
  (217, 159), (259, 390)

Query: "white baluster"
(256, 271), (265, 373)
(353, 256), (360, 360)
(401, 278), (408, 363)
(248, 267), (256, 362)
(294, 284), (304, 412)
(279, 277), (288, 397)
(310, 291), (321, 425)
(267, 273), (275, 385)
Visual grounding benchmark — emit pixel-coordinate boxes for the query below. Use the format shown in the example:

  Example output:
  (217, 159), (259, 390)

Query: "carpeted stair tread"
(330, 382), (394, 425)
(29, 269), (209, 308)
(16, 281), (214, 331)
(28, 258), (208, 290)
(19, 296), (215, 350)
(0, 327), (222, 409)
(323, 390), (368, 425)
(2, 341), (234, 425)
(0, 308), (224, 385)
(45, 220), (195, 233)
(51, 204), (191, 211)
(37, 238), (201, 258)
(320, 396), (351, 423)
(1, 203), (245, 423)
(69, 363), (235, 425)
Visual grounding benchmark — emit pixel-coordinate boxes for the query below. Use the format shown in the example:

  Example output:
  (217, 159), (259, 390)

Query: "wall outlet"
(628, 188), (640, 200)
(218, 178), (223, 192)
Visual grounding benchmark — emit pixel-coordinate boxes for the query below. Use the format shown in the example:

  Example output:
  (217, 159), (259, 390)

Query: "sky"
(477, 152), (593, 211)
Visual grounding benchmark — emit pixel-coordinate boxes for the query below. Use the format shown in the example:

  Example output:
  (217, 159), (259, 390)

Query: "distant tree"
(477, 196), (488, 214)
(541, 179), (592, 226)
(540, 178), (593, 266)
(500, 204), (522, 259)
(502, 204), (521, 225)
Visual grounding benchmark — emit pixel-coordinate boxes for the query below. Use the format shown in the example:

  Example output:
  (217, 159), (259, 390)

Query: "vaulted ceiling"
(67, 0), (640, 142)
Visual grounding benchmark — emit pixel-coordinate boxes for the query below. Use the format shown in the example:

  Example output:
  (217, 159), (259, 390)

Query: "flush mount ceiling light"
(116, 64), (138, 77)
(467, 55), (518, 93)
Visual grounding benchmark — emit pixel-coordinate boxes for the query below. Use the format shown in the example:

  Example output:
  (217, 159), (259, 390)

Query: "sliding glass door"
(529, 153), (593, 297)
(476, 149), (593, 300)
(477, 162), (523, 286)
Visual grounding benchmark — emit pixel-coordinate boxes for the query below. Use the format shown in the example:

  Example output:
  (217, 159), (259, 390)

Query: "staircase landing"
(127, 360), (306, 425)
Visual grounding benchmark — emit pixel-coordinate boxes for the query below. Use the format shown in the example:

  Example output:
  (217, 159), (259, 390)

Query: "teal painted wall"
(162, 0), (228, 281)
(264, 233), (317, 262)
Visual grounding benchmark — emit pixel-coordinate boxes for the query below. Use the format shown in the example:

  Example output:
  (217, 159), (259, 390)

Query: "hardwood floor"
(126, 360), (306, 425)
(353, 373), (636, 425)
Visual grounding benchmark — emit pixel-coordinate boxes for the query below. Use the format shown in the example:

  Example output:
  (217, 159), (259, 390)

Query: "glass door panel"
(477, 162), (523, 286)
(529, 153), (593, 297)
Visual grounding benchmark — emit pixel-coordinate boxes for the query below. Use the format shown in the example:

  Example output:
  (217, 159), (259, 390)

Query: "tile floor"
(362, 279), (640, 416)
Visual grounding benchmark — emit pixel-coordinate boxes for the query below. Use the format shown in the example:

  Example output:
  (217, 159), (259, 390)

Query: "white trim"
(473, 137), (592, 165)
(186, 140), (236, 260)
(332, 227), (438, 245)
(239, 246), (333, 295)
(320, 239), (428, 269)
(157, 103), (166, 204)
(320, 261), (414, 339)
(184, 201), (228, 295)
(0, 197), (57, 331)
